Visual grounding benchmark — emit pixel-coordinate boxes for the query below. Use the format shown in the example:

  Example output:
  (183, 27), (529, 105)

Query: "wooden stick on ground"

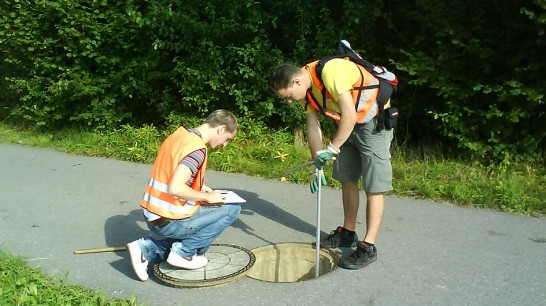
(73, 246), (127, 254)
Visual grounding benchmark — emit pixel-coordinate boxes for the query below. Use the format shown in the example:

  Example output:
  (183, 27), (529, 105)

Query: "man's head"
(204, 109), (238, 149)
(268, 64), (309, 103)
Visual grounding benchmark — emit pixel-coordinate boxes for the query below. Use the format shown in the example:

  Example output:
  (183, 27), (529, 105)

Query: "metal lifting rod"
(315, 167), (322, 278)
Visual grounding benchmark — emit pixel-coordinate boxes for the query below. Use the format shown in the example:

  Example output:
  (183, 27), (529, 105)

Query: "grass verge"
(0, 250), (139, 305)
(1, 122), (544, 216)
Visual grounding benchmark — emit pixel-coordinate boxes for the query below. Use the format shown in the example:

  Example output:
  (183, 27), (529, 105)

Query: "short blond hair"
(205, 109), (238, 132)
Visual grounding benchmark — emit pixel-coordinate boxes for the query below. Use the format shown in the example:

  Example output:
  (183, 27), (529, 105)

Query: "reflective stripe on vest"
(140, 127), (207, 219)
(305, 60), (379, 124)
(142, 178), (197, 215)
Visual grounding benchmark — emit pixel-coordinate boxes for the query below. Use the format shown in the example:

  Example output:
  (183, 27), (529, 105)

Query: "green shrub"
(1, 0), (544, 164)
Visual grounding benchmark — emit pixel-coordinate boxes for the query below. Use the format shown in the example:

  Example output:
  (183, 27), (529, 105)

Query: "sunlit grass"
(1, 122), (544, 216)
(0, 250), (139, 306)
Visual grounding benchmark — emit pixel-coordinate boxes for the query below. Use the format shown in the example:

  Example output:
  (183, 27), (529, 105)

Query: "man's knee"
(222, 204), (241, 219)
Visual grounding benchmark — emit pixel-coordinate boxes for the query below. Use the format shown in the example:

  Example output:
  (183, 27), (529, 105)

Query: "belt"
(148, 217), (171, 228)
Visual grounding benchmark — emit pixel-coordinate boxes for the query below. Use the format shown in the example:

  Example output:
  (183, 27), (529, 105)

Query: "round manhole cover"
(153, 243), (255, 288)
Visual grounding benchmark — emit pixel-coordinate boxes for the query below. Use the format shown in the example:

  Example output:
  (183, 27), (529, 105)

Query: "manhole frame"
(152, 243), (256, 288)
(246, 242), (340, 283)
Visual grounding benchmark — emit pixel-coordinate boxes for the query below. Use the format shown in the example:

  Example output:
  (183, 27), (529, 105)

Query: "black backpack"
(312, 40), (399, 131)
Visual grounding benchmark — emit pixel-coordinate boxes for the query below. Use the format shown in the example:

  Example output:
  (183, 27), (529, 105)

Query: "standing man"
(268, 56), (394, 270)
(127, 109), (240, 281)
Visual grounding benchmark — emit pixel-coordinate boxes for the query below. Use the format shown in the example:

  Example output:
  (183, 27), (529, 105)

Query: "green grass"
(0, 250), (139, 306)
(1, 122), (544, 216)
(0, 121), (545, 304)
(391, 149), (545, 215)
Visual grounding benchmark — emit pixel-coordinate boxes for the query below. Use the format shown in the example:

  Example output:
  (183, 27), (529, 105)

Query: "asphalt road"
(1, 143), (545, 306)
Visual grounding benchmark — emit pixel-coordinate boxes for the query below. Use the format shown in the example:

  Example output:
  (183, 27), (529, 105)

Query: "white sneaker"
(127, 240), (149, 281)
(167, 252), (208, 270)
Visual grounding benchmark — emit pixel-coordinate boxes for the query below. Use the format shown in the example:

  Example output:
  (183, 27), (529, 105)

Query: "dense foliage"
(1, 0), (544, 163)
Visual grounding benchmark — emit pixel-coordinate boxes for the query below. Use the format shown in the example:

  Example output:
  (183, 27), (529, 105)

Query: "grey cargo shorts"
(333, 119), (394, 193)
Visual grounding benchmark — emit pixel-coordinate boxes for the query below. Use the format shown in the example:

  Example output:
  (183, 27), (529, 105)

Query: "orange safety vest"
(140, 127), (207, 219)
(305, 60), (380, 124)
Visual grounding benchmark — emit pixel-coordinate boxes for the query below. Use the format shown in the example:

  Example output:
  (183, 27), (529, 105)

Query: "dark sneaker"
(315, 226), (358, 248)
(340, 242), (377, 270)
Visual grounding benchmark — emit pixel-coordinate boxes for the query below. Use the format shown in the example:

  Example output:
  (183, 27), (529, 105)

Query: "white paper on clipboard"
(221, 190), (246, 203)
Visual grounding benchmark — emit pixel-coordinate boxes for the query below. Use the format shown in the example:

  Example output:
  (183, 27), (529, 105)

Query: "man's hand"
(310, 169), (327, 194)
(206, 190), (226, 204)
(314, 142), (340, 169)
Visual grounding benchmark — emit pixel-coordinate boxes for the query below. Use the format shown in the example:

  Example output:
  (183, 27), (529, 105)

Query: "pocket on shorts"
(370, 150), (393, 192)
(373, 150), (391, 161)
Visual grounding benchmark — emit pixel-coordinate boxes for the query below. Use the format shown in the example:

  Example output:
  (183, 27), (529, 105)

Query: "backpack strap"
(312, 53), (398, 130)
(315, 55), (382, 124)
(306, 56), (340, 117)
(374, 78), (394, 131)
(314, 55), (350, 113)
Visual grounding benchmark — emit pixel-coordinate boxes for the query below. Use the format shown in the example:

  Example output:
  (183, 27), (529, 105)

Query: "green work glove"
(310, 169), (327, 194)
(314, 142), (340, 170)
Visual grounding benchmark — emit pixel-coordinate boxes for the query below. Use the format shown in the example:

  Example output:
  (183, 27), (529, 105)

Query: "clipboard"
(220, 190), (246, 203)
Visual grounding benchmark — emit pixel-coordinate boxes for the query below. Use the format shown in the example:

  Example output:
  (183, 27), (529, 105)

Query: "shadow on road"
(102, 187), (331, 279)
(223, 188), (329, 243)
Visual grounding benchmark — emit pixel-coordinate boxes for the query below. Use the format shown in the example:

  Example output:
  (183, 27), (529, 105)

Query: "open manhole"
(246, 242), (339, 283)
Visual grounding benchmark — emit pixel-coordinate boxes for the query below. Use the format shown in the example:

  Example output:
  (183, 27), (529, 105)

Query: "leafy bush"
(389, 1), (546, 162)
(1, 0), (141, 128)
(1, 0), (544, 163)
